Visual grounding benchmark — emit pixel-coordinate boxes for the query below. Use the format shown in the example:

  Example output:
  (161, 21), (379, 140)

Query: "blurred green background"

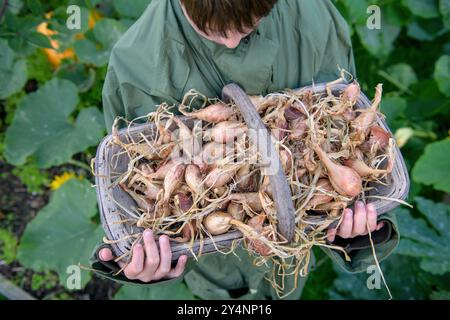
(0, 0), (449, 300)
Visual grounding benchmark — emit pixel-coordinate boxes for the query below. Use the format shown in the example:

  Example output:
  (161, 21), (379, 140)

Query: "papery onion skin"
(341, 82), (361, 106)
(182, 103), (234, 123)
(204, 211), (233, 235)
(228, 192), (263, 212)
(307, 178), (334, 208)
(185, 164), (204, 195)
(246, 215), (272, 256)
(314, 145), (362, 197)
(207, 121), (248, 143)
(227, 202), (245, 221)
(350, 84), (383, 144)
(163, 164), (186, 202)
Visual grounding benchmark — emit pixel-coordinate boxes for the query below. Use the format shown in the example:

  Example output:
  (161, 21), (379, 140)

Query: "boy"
(92, 0), (398, 299)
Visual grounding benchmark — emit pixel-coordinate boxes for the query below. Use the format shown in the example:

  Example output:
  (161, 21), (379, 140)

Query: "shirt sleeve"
(101, 65), (170, 134)
(299, 0), (356, 82)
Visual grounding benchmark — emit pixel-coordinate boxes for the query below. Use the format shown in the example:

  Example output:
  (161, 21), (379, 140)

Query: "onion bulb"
(163, 164), (186, 202)
(180, 102), (234, 123)
(350, 84), (383, 144)
(185, 164), (203, 195)
(204, 211), (233, 235)
(314, 145), (362, 197)
(307, 178), (334, 208)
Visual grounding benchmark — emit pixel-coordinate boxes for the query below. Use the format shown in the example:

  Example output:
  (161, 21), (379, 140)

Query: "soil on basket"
(0, 161), (120, 300)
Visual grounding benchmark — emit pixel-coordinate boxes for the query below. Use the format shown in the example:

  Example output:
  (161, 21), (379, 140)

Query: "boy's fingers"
(155, 236), (172, 278)
(337, 208), (353, 238)
(99, 247), (128, 272)
(166, 255), (188, 279)
(352, 201), (367, 236)
(376, 222), (385, 231)
(99, 248), (114, 261)
(143, 229), (160, 271)
(367, 203), (378, 232)
(124, 244), (144, 279)
(327, 228), (337, 242)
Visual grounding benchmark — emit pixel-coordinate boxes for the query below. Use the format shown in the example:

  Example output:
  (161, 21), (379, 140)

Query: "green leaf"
(384, 2), (412, 26)
(434, 55), (450, 97)
(23, 31), (52, 48)
(329, 254), (433, 299)
(0, 229), (18, 264)
(4, 78), (105, 168)
(441, 0), (450, 29)
(386, 63), (418, 89)
(74, 39), (110, 67)
(114, 282), (196, 300)
(112, 0), (151, 18)
(12, 161), (49, 193)
(380, 96), (407, 130)
(0, 39), (28, 99)
(412, 139), (450, 193)
(6, 0), (24, 14)
(93, 18), (128, 50)
(356, 20), (400, 58)
(74, 19), (127, 66)
(406, 18), (447, 41)
(26, 0), (43, 15)
(406, 80), (448, 118)
(339, 0), (370, 24)
(431, 290), (450, 299)
(402, 0), (440, 18)
(17, 179), (103, 288)
(415, 197), (450, 235)
(55, 63), (96, 93)
(396, 205), (450, 275)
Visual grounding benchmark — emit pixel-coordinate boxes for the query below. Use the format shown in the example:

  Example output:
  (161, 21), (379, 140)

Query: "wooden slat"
(222, 83), (296, 242)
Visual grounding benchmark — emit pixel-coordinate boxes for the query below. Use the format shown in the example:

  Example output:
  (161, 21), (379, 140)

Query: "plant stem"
(67, 159), (91, 172)
(377, 70), (412, 94)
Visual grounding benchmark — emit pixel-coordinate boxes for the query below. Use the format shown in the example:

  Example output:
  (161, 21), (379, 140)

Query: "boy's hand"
(99, 229), (188, 282)
(327, 201), (385, 242)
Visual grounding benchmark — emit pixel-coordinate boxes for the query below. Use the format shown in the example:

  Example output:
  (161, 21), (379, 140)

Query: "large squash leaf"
(402, 0), (440, 18)
(17, 179), (103, 288)
(386, 63), (418, 90)
(406, 18), (447, 41)
(412, 139), (450, 193)
(339, 0), (370, 24)
(74, 18), (127, 66)
(0, 39), (27, 99)
(4, 78), (104, 168)
(329, 254), (433, 300)
(114, 282), (196, 300)
(396, 201), (450, 275)
(356, 19), (400, 58)
(380, 95), (407, 130)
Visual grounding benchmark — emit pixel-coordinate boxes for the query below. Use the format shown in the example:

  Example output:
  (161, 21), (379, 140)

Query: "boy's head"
(180, 0), (278, 48)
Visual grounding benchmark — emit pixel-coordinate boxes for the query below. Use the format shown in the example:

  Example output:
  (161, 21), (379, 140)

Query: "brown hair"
(181, 0), (278, 36)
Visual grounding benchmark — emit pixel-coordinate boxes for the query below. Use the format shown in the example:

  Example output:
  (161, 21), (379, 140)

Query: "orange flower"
(36, 21), (75, 68)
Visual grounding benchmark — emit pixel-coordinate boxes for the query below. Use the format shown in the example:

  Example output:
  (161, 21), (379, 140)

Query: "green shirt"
(94, 0), (400, 299)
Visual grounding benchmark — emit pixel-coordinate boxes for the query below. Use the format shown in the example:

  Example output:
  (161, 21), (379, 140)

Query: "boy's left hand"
(327, 201), (385, 242)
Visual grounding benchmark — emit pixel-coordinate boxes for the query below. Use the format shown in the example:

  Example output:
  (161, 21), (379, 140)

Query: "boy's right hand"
(99, 229), (187, 282)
